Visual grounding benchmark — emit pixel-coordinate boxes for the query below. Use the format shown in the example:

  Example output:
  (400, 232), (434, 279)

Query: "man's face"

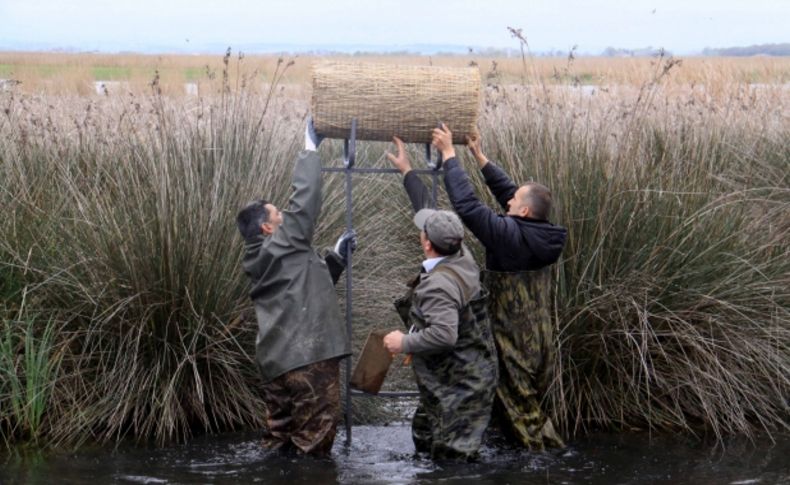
(506, 186), (531, 217)
(261, 203), (283, 235)
(419, 230), (432, 258)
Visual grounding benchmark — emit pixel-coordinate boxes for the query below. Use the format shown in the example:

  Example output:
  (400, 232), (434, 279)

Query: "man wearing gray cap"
(383, 138), (498, 460)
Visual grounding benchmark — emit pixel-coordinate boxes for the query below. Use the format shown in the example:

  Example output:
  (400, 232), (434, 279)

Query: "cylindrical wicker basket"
(311, 61), (481, 144)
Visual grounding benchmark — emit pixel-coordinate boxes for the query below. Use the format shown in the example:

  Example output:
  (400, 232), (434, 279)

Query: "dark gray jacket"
(241, 150), (350, 382)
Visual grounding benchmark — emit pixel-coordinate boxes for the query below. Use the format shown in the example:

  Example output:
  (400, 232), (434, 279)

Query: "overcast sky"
(1, 0), (788, 54)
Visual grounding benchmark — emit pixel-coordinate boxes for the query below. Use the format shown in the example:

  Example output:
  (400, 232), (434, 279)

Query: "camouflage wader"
(260, 357), (341, 456)
(395, 267), (498, 460)
(483, 268), (565, 450)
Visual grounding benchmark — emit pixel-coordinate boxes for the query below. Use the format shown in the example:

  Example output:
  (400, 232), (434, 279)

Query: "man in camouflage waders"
(432, 124), (567, 450)
(383, 137), (498, 460)
(236, 120), (357, 456)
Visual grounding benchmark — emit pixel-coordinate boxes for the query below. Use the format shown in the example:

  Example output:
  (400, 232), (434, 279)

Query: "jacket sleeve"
(443, 157), (513, 250)
(323, 249), (346, 285)
(401, 274), (461, 354)
(481, 161), (518, 211)
(403, 171), (435, 212)
(271, 150), (322, 249)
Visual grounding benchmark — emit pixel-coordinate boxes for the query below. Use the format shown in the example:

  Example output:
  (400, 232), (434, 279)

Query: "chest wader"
(482, 268), (565, 450)
(394, 266), (498, 460)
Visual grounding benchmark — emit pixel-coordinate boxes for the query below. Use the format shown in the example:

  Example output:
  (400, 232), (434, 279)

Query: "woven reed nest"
(311, 61), (481, 144)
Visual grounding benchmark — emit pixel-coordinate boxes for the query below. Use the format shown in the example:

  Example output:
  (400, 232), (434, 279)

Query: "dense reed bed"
(1, 53), (788, 448)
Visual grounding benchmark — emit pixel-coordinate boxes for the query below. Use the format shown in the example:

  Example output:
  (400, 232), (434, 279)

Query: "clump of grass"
(2, 55), (299, 446)
(471, 52), (789, 440)
(0, 308), (61, 446)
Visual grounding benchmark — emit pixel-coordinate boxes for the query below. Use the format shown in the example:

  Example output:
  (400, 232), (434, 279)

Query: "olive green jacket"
(394, 246), (498, 458)
(241, 150), (350, 383)
(400, 246), (481, 354)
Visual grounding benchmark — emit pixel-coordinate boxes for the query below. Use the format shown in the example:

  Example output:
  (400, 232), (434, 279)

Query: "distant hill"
(2, 40), (789, 57)
(702, 43), (790, 56)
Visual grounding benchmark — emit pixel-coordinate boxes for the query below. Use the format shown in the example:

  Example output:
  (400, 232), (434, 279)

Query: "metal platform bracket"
(320, 118), (445, 444)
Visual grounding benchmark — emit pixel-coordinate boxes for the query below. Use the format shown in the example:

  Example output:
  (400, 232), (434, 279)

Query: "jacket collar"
(244, 233), (267, 246)
(421, 256), (446, 273)
(511, 215), (550, 224)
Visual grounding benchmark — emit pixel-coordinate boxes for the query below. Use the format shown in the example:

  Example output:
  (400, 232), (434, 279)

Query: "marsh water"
(2, 425), (788, 484)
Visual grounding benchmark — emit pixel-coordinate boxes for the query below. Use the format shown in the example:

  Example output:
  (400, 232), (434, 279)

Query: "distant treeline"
(702, 43), (790, 57)
(601, 47), (670, 57)
(366, 44), (790, 58)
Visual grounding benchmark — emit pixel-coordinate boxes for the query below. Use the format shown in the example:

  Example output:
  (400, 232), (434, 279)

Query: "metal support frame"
(321, 118), (444, 445)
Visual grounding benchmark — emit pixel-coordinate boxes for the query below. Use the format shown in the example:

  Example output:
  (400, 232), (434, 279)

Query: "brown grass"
(1, 51), (789, 96)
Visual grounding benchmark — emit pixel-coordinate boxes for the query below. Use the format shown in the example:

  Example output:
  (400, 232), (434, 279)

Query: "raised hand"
(386, 136), (413, 175)
(431, 123), (456, 160)
(465, 128), (489, 167)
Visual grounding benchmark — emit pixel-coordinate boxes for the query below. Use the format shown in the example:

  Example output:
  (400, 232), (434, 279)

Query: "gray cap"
(413, 209), (464, 253)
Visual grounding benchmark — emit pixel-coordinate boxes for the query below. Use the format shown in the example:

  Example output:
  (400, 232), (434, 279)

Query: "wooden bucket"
(350, 329), (394, 395)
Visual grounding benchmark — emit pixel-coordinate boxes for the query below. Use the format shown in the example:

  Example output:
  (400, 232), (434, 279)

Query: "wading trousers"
(260, 357), (341, 456)
(483, 269), (565, 450)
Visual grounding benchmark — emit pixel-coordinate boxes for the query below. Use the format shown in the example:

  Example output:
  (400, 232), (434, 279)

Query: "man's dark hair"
(236, 199), (270, 239)
(432, 240), (462, 256)
(521, 183), (552, 221)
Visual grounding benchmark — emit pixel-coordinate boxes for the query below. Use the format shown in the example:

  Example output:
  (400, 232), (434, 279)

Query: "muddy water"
(2, 425), (788, 484)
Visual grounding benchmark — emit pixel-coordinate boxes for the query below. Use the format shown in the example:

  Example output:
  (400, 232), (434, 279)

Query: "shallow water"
(2, 426), (788, 484)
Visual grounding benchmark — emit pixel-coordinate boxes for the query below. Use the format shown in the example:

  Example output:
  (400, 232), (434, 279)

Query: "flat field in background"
(1, 51), (789, 95)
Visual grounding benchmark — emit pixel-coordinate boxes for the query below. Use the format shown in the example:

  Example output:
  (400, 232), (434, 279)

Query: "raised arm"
(403, 172), (434, 212)
(481, 163), (518, 211)
(388, 136), (435, 212)
(432, 125), (513, 249)
(272, 150), (322, 248)
(466, 130), (517, 210)
(442, 157), (514, 250)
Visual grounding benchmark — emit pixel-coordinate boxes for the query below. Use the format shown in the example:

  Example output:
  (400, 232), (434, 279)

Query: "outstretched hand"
(431, 123), (456, 161)
(334, 229), (358, 260)
(386, 136), (412, 175)
(465, 128), (488, 167)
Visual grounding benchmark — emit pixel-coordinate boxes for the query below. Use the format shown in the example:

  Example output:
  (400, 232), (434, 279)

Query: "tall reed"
(1, 51), (788, 448)
(0, 312), (60, 445)
(2, 55), (305, 446)
(472, 53), (789, 439)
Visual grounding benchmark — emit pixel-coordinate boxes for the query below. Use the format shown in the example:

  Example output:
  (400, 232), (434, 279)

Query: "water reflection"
(2, 426), (788, 484)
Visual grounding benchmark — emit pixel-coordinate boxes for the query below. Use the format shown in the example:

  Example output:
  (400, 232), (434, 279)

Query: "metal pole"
(318, 122), (447, 444)
(342, 118), (357, 445)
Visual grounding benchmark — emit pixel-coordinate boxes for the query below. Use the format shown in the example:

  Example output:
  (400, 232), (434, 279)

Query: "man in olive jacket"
(384, 138), (497, 460)
(236, 122), (355, 456)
